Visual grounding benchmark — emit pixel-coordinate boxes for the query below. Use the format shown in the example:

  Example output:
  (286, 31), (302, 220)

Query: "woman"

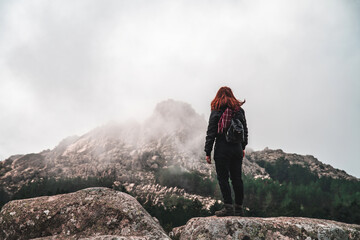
(204, 86), (248, 217)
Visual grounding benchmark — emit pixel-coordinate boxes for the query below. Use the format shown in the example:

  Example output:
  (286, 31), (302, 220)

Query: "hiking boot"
(234, 204), (244, 216)
(215, 203), (234, 217)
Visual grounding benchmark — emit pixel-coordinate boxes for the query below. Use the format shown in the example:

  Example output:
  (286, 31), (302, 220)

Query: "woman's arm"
(204, 110), (221, 157)
(240, 108), (248, 150)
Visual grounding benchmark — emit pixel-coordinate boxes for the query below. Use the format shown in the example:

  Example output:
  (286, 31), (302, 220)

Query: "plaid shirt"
(218, 108), (233, 133)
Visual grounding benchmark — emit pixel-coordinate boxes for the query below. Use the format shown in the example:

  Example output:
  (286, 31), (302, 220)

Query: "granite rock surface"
(170, 216), (360, 240)
(0, 187), (170, 240)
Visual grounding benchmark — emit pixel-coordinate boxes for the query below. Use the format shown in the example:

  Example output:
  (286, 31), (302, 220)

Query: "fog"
(0, 0), (359, 177)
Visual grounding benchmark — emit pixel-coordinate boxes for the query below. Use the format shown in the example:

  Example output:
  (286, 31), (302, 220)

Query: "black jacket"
(204, 106), (248, 156)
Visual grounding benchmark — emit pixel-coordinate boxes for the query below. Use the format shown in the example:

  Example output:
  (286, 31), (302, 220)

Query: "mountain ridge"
(0, 100), (357, 202)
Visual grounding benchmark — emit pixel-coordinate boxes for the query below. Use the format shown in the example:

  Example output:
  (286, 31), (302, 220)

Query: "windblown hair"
(211, 86), (245, 111)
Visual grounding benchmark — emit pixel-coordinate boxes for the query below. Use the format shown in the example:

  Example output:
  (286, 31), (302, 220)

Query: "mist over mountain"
(1, 99), (359, 236)
(0, 100), (357, 201)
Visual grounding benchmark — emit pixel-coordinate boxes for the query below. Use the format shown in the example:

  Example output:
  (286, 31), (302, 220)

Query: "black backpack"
(225, 110), (245, 145)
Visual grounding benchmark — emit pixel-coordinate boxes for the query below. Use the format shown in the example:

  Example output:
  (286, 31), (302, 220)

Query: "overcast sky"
(0, 0), (359, 177)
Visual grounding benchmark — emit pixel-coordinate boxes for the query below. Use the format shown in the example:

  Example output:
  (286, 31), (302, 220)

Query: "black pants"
(214, 140), (244, 205)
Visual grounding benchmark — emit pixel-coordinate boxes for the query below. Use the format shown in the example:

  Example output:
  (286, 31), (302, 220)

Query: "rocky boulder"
(0, 187), (170, 240)
(170, 216), (360, 240)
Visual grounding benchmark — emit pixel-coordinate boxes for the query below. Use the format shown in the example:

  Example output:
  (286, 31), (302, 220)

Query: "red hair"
(211, 86), (245, 111)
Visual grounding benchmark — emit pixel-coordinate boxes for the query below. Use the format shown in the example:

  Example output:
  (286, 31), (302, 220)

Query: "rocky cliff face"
(170, 216), (360, 240)
(0, 100), (357, 209)
(0, 187), (170, 240)
(247, 147), (356, 180)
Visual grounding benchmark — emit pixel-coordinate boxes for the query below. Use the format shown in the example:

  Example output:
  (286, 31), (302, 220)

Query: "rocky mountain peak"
(153, 99), (201, 123)
(144, 99), (206, 143)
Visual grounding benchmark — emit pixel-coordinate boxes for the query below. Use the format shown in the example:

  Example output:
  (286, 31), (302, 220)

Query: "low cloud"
(0, 0), (359, 176)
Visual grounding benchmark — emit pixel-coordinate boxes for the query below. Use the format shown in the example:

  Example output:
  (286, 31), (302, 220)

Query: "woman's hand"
(206, 156), (211, 164)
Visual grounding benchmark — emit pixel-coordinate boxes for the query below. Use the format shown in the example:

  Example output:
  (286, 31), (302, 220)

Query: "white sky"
(0, 0), (359, 177)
